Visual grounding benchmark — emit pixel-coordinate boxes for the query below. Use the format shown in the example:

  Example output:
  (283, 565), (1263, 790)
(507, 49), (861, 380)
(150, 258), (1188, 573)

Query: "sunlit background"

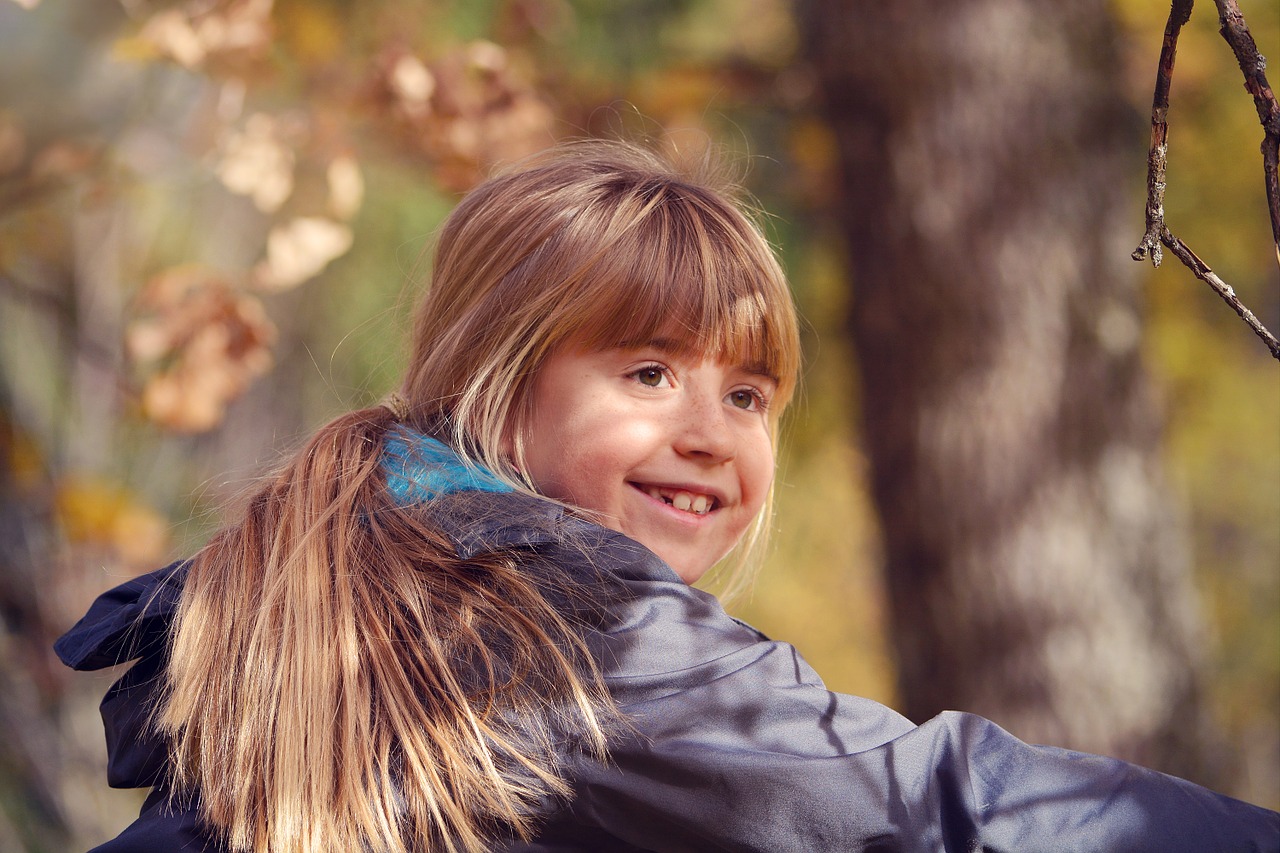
(0, 0), (1276, 848)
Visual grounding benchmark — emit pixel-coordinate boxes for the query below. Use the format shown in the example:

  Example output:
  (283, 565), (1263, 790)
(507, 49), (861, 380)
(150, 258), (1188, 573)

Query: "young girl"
(57, 142), (1276, 852)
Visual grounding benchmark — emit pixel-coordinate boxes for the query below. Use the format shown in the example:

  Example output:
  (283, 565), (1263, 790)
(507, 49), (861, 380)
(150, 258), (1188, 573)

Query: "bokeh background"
(0, 0), (1276, 848)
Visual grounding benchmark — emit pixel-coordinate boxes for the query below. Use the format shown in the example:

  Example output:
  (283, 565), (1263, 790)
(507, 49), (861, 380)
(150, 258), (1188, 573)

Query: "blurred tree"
(802, 0), (1228, 786)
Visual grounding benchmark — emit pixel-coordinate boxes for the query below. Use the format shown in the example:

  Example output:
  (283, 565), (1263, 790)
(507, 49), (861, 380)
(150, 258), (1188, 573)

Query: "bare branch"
(1213, 0), (1280, 252)
(1132, 0), (1279, 361)
(1160, 227), (1280, 358)
(1132, 0), (1194, 268)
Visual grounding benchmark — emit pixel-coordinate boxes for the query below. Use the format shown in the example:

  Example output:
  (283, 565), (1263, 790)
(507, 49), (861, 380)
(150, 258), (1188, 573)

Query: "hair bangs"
(554, 181), (799, 410)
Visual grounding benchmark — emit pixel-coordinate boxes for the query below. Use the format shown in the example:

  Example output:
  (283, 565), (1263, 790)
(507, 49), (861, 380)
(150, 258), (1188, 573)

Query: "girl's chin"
(650, 548), (714, 585)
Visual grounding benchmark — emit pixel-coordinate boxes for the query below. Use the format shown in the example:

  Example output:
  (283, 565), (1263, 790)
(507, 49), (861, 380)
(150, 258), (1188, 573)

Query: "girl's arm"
(528, 524), (1279, 853)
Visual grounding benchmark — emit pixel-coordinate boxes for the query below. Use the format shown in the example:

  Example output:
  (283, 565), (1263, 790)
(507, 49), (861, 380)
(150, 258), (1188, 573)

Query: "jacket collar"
(382, 428), (515, 504)
(381, 427), (571, 559)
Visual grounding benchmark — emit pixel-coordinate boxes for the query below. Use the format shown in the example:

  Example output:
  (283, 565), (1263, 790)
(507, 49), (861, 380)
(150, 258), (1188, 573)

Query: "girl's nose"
(673, 393), (736, 462)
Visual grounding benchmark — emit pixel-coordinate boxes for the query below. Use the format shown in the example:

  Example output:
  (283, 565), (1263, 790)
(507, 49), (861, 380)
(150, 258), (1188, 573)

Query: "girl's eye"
(631, 365), (668, 387)
(726, 388), (768, 412)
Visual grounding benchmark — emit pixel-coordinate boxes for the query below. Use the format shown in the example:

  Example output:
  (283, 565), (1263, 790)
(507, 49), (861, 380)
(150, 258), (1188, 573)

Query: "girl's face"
(520, 342), (777, 583)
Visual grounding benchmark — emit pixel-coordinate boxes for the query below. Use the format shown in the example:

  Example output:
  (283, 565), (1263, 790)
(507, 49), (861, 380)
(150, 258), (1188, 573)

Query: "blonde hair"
(159, 140), (801, 852)
(406, 141), (800, 590)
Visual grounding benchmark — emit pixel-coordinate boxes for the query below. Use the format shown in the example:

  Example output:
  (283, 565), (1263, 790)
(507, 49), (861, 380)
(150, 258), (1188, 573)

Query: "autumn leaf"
(216, 112), (296, 213)
(253, 217), (354, 290)
(390, 54), (437, 117)
(381, 40), (557, 190)
(132, 0), (273, 71)
(54, 476), (170, 569)
(128, 266), (276, 432)
(137, 9), (207, 68)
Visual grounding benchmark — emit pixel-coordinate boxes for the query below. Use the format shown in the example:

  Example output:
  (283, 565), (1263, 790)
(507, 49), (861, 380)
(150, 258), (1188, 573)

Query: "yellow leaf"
(55, 477), (124, 544)
(112, 503), (171, 568)
(55, 476), (170, 568)
(274, 0), (344, 65)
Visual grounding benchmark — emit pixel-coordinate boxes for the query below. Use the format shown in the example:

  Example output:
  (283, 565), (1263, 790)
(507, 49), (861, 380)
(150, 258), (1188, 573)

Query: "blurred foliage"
(0, 0), (1276, 845)
(1111, 0), (1280, 806)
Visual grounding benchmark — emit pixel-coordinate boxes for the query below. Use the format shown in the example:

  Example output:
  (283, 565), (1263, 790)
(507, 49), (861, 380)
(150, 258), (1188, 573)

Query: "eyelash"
(628, 364), (771, 413)
(631, 364), (670, 388)
(729, 387), (771, 413)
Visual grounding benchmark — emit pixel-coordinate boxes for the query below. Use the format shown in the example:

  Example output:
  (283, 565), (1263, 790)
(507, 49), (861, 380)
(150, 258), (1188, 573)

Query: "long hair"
(158, 140), (801, 852)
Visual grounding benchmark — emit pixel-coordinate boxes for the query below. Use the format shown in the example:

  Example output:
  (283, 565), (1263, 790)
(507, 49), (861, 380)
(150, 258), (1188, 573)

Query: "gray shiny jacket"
(57, 461), (1279, 852)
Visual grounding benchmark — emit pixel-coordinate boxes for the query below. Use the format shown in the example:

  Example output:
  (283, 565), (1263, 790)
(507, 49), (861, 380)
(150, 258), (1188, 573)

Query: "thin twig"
(1132, 0), (1280, 361)
(1160, 228), (1280, 357)
(1213, 0), (1280, 251)
(1132, 0), (1194, 268)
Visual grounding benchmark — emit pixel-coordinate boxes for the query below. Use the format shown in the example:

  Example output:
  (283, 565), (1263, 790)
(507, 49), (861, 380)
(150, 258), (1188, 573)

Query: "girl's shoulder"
(54, 561), (188, 794)
(54, 560), (189, 672)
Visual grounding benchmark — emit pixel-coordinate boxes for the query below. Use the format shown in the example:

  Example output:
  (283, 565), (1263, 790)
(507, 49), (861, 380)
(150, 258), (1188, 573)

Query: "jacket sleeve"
(55, 563), (226, 852)
(540, 532), (1280, 853)
(86, 788), (222, 853)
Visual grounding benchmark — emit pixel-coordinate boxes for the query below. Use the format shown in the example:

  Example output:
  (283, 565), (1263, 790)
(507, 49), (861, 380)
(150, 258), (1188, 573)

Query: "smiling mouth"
(634, 484), (718, 515)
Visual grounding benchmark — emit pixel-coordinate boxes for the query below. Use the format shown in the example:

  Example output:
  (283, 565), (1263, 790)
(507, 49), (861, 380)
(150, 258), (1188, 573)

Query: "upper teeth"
(644, 486), (713, 515)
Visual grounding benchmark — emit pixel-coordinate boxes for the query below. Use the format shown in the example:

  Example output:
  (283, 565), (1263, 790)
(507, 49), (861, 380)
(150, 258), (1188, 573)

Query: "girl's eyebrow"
(616, 338), (778, 384)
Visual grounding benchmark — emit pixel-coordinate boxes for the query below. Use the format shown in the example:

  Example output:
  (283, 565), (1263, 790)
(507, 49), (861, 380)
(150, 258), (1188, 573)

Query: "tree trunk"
(802, 0), (1224, 786)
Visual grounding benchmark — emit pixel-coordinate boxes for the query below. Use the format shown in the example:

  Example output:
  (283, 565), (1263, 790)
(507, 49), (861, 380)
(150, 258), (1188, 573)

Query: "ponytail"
(157, 406), (613, 852)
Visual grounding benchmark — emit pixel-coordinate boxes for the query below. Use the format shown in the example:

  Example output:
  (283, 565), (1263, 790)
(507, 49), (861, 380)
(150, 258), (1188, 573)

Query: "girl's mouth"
(634, 484), (718, 515)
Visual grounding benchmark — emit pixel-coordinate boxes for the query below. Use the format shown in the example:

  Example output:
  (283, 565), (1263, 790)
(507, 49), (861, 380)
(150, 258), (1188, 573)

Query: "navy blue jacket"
(56, 486), (1280, 852)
